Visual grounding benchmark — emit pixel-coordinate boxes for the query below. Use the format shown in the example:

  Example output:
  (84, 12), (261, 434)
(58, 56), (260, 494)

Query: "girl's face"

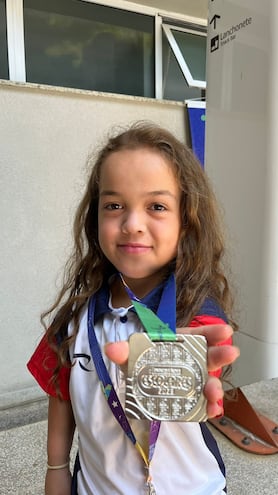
(98, 147), (181, 294)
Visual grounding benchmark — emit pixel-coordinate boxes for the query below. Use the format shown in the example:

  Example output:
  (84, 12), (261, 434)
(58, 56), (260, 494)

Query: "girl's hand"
(104, 324), (240, 419)
(45, 467), (72, 495)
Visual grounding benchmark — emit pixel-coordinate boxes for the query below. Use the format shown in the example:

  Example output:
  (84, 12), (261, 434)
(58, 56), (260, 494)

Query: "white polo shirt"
(69, 297), (226, 495)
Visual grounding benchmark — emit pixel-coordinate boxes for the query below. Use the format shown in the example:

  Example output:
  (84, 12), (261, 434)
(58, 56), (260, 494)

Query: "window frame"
(162, 22), (206, 90)
(4, 0), (207, 99)
(6, 0), (26, 82)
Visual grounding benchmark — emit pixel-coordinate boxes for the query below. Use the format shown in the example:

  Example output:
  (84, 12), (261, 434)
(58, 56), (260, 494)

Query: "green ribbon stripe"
(132, 300), (176, 342)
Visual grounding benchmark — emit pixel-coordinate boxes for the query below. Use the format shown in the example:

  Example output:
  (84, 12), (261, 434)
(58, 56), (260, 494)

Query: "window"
(23, 0), (154, 97)
(0, 0), (9, 79)
(2, 0), (207, 102)
(162, 22), (206, 101)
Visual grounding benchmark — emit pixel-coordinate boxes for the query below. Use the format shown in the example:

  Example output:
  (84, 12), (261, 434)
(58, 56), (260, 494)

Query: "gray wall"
(0, 81), (188, 408)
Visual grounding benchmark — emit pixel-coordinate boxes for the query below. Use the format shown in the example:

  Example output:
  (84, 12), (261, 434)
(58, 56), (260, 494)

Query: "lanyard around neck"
(87, 273), (176, 489)
(119, 272), (176, 339)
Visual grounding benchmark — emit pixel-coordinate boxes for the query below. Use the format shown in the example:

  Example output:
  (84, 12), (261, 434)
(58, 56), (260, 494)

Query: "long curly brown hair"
(43, 121), (235, 391)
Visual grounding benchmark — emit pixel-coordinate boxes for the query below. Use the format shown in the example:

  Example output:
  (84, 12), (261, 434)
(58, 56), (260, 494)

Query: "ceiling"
(123, 0), (208, 20)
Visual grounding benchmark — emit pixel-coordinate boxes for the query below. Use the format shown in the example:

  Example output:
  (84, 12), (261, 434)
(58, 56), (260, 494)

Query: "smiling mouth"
(118, 244), (151, 254)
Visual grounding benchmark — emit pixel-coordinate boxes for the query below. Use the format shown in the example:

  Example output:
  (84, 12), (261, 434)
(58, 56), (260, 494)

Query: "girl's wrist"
(47, 459), (70, 470)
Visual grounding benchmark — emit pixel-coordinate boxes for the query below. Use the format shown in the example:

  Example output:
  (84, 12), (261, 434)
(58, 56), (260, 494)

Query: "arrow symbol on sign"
(209, 14), (221, 29)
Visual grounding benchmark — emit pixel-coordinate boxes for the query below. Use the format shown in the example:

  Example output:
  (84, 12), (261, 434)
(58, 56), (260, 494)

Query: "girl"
(28, 122), (239, 495)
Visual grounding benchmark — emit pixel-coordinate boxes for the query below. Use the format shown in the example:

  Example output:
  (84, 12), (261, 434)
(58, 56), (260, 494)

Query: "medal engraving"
(126, 333), (207, 422)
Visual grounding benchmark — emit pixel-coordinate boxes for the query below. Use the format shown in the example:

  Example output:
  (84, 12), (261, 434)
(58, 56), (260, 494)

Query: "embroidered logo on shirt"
(73, 353), (93, 372)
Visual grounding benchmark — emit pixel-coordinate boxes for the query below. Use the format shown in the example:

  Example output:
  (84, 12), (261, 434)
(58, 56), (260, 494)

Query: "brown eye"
(150, 203), (166, 211)
(105, 203), (122, 210)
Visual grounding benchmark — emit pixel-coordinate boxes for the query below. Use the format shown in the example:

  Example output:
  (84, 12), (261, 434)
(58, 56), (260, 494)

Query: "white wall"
(206, 0), (278, 385)
(0, 81), (188, 407)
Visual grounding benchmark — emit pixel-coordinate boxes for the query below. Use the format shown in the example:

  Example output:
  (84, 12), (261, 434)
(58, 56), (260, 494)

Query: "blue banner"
(187, 103), (206, 167)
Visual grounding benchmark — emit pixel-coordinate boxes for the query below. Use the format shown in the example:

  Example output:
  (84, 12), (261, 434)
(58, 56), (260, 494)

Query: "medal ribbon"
(87, 273), (176, 492)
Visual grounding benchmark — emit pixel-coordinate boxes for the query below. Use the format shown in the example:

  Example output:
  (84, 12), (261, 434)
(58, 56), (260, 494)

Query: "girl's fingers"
(204, 376), (225, 418)
(204, 376), (223, 401)
(104, 341), (129, 365)
(177, 324), (234, 346)
(207, 345), (240, 371)
(177, 324), (240, 371)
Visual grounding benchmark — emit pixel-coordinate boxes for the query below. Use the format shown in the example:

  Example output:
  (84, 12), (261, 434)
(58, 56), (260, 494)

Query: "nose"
(121, 210), (145, 234)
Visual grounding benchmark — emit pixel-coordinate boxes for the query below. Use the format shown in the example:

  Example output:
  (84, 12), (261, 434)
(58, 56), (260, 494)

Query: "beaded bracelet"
(47, 461), (69, 470)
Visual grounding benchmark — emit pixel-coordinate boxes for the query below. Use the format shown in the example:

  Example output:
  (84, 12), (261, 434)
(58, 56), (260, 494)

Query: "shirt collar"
(94, 279), (165, 324)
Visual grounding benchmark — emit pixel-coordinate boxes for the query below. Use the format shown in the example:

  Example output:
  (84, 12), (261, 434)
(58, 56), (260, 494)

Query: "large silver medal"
(126, 333), (208, 422)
